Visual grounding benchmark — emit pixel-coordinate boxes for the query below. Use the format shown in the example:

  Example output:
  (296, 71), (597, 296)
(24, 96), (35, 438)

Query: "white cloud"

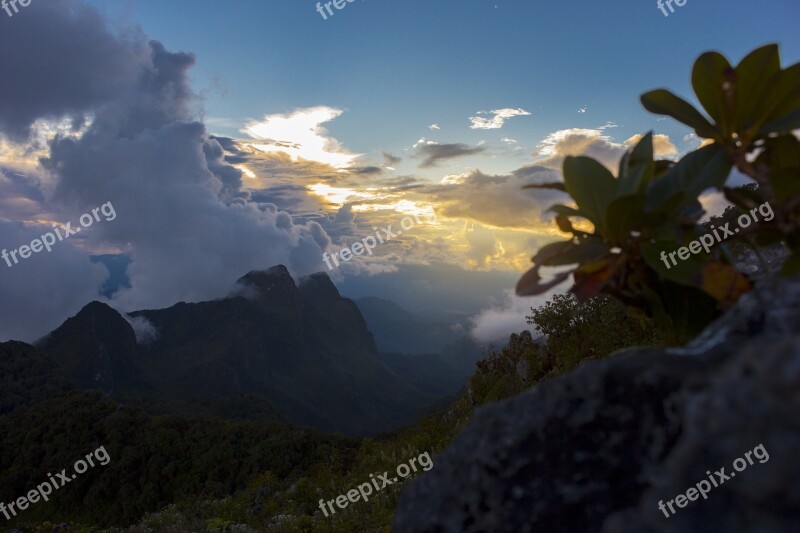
(413, 137), (438, 148)
(534, 127), (678, 170)
(469, 108), (531, 130)
(470, 287), (563, 343)
(624, 133), (677, 158)
(242, 106), (361, 168)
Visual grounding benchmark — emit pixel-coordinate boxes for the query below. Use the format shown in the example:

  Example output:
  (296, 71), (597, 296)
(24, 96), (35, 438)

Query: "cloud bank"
(0, 0), (335, 340)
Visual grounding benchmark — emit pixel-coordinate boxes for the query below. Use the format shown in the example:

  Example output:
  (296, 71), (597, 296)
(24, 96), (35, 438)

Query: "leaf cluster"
(518, 44), (800, 342)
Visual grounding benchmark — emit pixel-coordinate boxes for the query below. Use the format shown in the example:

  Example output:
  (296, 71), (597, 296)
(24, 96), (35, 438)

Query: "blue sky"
(1, 0), (799, 342)
(84, 0), (800, 174)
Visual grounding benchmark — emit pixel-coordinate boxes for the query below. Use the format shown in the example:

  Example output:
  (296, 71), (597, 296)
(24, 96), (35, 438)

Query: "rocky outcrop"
(394, 276), (800, 532)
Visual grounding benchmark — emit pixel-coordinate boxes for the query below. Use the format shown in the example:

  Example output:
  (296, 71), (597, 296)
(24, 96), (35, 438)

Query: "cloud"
(428, 124), (440, 130)
(470, 287), (563, 343)
(578, 107), (588, 114)
(350, 166), (383, 176)
(242, 106), (361, 168)
(413, 139), (486, 168)
(625, 133), (677, 158)
(124, 314), (159, 345)
(423, 164), (565, 229)
(0, 0), (145, 142)
(464, 224), (504, 268)
(469, 108), (531, 130)
(382, 151), (402, 167)
(0, 3), (341, 341)
(534, 128), (677, 170)
(0, 219), (108, 342)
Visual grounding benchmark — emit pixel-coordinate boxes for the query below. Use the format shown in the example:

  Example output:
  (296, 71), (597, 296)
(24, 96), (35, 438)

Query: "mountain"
(355, 296), (466, 355)
(38, 265), (432, 436)
(37, 300), (148, 395)
(355, 296), (485, 396)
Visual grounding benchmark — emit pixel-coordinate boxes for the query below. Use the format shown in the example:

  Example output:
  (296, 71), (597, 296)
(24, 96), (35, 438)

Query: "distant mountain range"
(355, 296), (484, 396)
(33, 265), (442, 436)
(354, 296), (467, 355)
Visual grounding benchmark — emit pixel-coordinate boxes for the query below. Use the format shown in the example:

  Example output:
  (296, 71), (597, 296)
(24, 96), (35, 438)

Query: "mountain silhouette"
(38, 265), (431, 435)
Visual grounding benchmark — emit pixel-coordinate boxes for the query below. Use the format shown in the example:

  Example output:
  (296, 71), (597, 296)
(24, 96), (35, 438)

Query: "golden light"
(234, 165), (257, 179)
(307, 183), (380, 207)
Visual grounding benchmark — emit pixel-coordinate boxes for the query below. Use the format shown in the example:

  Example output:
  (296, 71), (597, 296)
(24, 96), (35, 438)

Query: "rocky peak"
(298, 272), (341, 303)
(236, 265), (300, 307)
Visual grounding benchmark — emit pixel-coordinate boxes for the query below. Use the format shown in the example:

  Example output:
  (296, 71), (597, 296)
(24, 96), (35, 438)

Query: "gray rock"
(393, 277), (800, 532)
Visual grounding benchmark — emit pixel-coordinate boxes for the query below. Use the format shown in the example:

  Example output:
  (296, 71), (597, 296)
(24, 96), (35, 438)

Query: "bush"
(527, 294), (662, 370)
(518, 44), (800, 343)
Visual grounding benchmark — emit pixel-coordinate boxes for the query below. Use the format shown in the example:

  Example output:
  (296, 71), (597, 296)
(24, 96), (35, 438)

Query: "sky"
(1, 0), (799, 343)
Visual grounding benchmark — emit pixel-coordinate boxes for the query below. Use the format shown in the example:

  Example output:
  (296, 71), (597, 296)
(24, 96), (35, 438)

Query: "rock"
(248, 484), (274, 515)
(393, 276), (800, 532)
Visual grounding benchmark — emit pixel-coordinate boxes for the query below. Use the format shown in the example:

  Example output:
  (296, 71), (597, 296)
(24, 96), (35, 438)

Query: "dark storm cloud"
(0, 0), (144, 141)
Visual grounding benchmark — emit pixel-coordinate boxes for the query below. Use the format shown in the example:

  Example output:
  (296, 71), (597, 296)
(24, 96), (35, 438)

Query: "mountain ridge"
(37, 265), (433, 436)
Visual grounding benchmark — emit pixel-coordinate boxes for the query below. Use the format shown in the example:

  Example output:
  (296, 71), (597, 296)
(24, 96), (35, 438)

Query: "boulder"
(394, 277), (800, 532)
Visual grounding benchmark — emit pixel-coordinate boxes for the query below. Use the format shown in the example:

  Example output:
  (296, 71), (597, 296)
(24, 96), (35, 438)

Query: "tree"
(527, 294), (660, 371)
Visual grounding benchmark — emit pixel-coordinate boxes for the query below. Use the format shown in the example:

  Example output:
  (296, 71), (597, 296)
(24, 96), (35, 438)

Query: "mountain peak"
(235, 265), (300, 307)
(298, 272), (340, 301)
(38, 300), (141, 395)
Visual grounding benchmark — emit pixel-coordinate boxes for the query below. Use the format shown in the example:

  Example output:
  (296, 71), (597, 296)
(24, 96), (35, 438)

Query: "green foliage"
(519, 44), (800, 343)
(0, 390), (352, 529)
(12, 292), (663, 532)
(469, 331), (549, 405)
(526, 294), (662, 372)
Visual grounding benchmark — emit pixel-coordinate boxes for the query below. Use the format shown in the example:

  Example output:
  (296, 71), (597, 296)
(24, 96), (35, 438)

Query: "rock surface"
(393, 276), (800, 532)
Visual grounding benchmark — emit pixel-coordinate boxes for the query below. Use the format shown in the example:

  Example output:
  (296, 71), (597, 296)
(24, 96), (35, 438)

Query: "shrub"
(517, 44), (800, 343)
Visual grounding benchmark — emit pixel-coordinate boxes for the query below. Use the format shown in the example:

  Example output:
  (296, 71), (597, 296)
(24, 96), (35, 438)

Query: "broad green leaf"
(640, 241), (704, 288)
(533, 239), (610, 267)
(759, 63), (800, 134)
(562, 156), (617, 235)
(523, 182), (567, 192)
(531, 240), (577, 265)
(771, 169), (800, 205)
(605, 195), (645, 244)
(641, 89), (718, 138)
(617, 133), (654, 196)
(660, 281), (720, 343)
(734, 44), (781, 131)
(762, 107), (800, 134)
(653, 160), (674, 176)
(692, 52), (733, 134)
(554, 215), (576, 234)
(548, 204), (584, 218)
(618, 151), (630, 183)
(516, 266), (571, 296)
(645, 143), (731, 213)
(756, 135), (800, 203)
